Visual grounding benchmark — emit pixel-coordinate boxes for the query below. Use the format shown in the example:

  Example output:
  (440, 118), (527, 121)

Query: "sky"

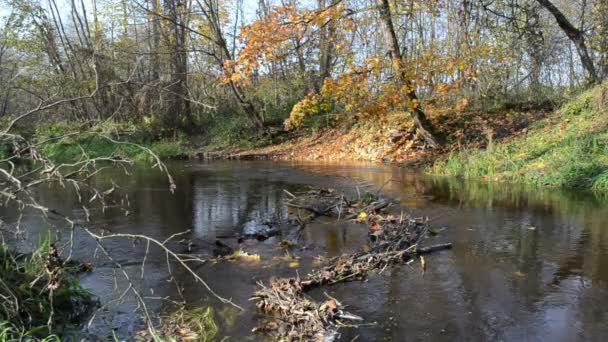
(0, 0), (320, 23)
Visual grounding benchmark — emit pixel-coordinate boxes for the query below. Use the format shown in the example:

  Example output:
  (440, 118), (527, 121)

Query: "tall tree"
(377, 0), (440, 148)
(316, 0), (339, 92)
(164, 0), (192, 130)
(535, 0), (598, 83)
(198, 0), (265, 129)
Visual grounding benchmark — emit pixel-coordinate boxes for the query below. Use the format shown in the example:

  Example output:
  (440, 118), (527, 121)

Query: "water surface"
(4, 161), (608, 341)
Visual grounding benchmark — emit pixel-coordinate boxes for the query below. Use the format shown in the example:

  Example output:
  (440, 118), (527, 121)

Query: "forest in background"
(1, 0), (608, 339)
(0, 0), (605, 132)
(0, 0), (606, 176)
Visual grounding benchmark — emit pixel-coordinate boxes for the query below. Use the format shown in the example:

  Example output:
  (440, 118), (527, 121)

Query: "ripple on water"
(4, 160), (608, 341)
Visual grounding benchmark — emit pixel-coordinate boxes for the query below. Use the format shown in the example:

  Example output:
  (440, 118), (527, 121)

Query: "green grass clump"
(430, 83), (608, 192)
(0, 240), (95, 340)
(0, 321), (60, 342)
(30, 122), (189, 164)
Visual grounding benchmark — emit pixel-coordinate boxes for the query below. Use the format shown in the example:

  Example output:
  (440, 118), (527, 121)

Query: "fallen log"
(417, 243), (453, 254)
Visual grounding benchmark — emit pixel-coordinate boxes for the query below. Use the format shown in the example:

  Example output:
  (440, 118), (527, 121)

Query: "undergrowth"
(0, 240), (95, 341)
(30, 122), (188, 163)
(431, 83), (608, 192)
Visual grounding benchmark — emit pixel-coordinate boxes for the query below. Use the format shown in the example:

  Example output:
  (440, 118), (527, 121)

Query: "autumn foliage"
(223, 1), (513, 135)
(224, 4), (351, 86)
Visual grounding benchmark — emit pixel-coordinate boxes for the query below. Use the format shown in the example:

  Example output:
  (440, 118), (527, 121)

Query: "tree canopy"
(0, 0), (606, 139)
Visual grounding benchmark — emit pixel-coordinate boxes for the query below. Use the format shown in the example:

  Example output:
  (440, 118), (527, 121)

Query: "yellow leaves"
(229, 250), (261, 262)
(285, 93), (327, 131)
(530, 161), (546, 170)
(408, 99), (420, 111)
(227, 3), (351, 87)
(456, 98), (470, 111)
(356, 212), (368, 222)
(316, 49), (476, 121)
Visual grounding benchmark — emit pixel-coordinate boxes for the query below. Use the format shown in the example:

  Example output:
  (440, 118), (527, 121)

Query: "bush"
(284, 93), (332, 131)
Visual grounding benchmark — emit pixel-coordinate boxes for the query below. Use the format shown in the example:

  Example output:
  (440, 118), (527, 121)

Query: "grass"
(0, 321), (60, 342)
(29, 122), (189, 164)
(430, 83), (608, 191)
(0, 240), (95, 341)
(28, 116), (278, 163)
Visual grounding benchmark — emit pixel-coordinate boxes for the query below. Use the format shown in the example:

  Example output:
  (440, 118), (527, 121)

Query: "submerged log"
(212, 240), (233, 257)
(417, 243), (453, 254)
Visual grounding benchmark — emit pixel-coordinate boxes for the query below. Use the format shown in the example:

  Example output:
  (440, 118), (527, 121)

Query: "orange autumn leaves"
(223, 4), (350, 86)
(285, 50), (476, 130)
(223, 2), (501, 131)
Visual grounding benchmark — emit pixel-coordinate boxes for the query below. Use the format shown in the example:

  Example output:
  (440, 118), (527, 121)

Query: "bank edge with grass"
(430, 83), (608, 192)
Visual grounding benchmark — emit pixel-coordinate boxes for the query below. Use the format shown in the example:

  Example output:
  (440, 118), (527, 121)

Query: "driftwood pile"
(251, 277), (351, 341)
(251, 205), (452, 341)
(284, 188), (391, 222)
(300, 215), (451, 289)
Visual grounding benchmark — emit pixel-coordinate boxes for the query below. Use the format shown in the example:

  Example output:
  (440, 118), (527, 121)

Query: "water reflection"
(1, 161), (607, 341)
(268, 162), (608, 341)
(191, 173), (287, 239)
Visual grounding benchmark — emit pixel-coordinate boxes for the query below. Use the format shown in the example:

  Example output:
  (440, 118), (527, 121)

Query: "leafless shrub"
(0, 67), (239, 339)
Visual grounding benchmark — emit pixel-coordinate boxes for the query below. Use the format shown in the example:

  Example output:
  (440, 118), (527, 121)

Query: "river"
(4, 160), (608, 341)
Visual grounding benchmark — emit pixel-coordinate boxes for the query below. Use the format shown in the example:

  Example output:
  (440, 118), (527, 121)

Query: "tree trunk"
(316, 0), (338, 92)
(164, 0), (192, 131)
(149, 0), (161, 81)
(377, 0), (440, 149)
(535, 0), (598, 83)
(200, 0), (265, 130)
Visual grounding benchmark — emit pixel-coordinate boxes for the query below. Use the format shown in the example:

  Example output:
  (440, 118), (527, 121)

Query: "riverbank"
(430, 83), (608, 191)
(20, 83), (606, 192)
(18, 107), (543, 167)
(198, 108), (548, 165)
(206, 83), (608, 192)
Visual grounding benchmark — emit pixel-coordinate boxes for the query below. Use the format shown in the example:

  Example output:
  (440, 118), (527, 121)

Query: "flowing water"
(4, 161), (608, 341)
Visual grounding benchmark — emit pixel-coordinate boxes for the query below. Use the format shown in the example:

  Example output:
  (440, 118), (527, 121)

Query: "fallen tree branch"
(251, 212), (453, 341)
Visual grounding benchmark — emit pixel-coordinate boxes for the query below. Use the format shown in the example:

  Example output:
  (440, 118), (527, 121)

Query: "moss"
(430, 83), (608, 192)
